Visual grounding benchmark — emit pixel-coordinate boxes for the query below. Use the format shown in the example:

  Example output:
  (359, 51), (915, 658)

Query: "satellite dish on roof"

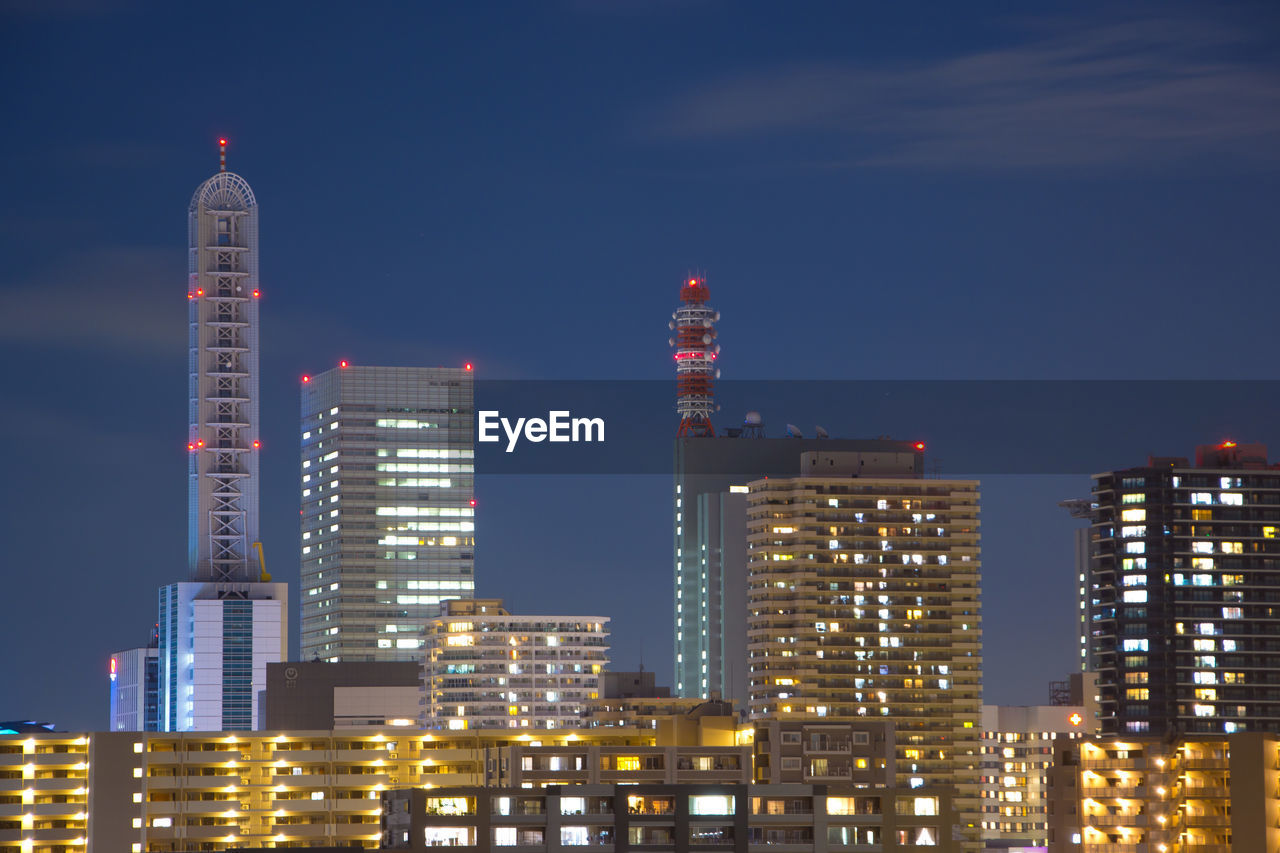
(785, 423), (803, 438)
(815, 425), (829, 439)
(744, 411), (763, 426)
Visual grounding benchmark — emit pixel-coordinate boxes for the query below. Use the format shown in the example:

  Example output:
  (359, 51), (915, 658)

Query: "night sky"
(3, 2), (1279, 730)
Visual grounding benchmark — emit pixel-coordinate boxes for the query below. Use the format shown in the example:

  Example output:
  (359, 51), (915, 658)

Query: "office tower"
(157, 142), (287, 731)
(746, 451), (982, 850)
(674, 431), (926, 704)
(424, 598), (608, 730)
(108, 627), (160, 732)
(299, 364), (476, 661)
(1089, 441), (1280, 736)
(978, 704), (1087, 849)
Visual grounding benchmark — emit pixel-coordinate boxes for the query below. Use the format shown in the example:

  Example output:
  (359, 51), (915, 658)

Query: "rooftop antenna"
(670, 273), (720, 437)
(218, 137), (227, 173)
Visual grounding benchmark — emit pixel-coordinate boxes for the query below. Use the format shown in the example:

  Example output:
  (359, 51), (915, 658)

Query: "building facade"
(299, 364), (475, 662)
(261, 661), (422, 730)
(675, 433), (925, 704)
(424, 599), (609, 730)
(978, 704), (1087, 850)
(156, 159), (286, 732)
(745, 454), (982, 850)
(1045, 731), (1280, 852)
(109, 631), (160, 732)
(384, 783), (960, 852)
(1089, 442), (1280, 735)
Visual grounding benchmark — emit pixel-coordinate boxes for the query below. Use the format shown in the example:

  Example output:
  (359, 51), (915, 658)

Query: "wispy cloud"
(0, 247), (184, 355)
(644, 16), (1280, 168)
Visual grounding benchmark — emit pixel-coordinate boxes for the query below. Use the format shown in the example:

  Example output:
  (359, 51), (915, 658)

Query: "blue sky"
(2, 0), (1278, 728)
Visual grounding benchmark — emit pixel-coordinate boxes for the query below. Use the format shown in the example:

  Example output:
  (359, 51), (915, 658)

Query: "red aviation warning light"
(187, 442), (196, 451)
(195, 288), (204, 297)
(302, 375), (311, 383)
(1221, 440), (1237, 448)
(669, 274), (720, 437)
(218, 137), (227, 173)
(339, 360), (349, 369)
(252, 289), (260, 298)
(469, 499), (477, 507)
(915, 442), (926, 451)
(464, 362), (474, 371)
(252, 439), (261, 449)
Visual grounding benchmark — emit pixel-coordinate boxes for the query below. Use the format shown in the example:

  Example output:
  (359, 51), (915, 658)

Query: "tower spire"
(218, 137), (227, 173)
(669, 274), (720, 437)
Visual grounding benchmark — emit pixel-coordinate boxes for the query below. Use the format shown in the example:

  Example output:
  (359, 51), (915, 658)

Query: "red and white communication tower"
(669, 275), (721, 437)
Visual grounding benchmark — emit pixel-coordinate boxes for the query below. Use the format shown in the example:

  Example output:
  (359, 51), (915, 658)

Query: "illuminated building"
(109, 628), (160, 732)
(157, 142), (287, 732)
(382, 783), (960, 852)
(1089, 442), (1280, 735)
(745, 452), (982, 851)
(0, 726), (767, 852)
(299, 364), (475, 662)
(424, 599), (609, 730)
(1046, 732), (1280, 852)
(978, 704), (1087, 849)
(673, 427), (925, 705)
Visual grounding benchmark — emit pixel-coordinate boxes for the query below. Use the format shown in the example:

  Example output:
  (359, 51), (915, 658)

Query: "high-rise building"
(745, 451), (983, 851)
(299, 364), (476, 661)
(674, 432), (926, 705)
(424, 598), (609, 730)
(1088, 441), (1280, 736)
(109, 627), (160, 732)
(157, 143), (287, 731)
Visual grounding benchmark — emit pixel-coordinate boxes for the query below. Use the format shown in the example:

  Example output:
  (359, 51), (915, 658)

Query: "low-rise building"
(1045, 731), (1280, 852)
(383, 783), (961, 851)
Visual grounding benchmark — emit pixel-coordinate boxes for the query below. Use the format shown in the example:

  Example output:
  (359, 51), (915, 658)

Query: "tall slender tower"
(669, 275), (719, 438)
(157, 140), (286, 731)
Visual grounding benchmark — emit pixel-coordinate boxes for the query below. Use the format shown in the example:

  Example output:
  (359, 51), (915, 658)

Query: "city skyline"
(3, 2), (1280, 730)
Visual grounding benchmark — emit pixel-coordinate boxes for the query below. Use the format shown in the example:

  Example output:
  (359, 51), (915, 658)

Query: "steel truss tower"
(669, 276), (720, 437)
(187, 161), (260, 582)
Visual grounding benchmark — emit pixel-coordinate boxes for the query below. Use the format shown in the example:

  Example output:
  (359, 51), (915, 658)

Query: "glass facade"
(300, 365), (476, 662)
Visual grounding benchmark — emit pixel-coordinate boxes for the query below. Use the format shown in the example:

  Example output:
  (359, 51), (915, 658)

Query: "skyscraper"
(1088, 441), (1280, 736)
(674, 431), (927, 705)
(157, 143), (287, 731)
(745, 450), (983, 850)
(299, 364), (476, 662)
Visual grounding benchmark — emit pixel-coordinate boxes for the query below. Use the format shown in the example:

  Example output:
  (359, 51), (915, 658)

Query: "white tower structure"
(157, 140), (286, 731)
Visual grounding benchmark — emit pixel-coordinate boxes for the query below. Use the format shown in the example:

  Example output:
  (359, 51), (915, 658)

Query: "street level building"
(157, 150), (286, 732)
(1045, 732), (1280, 852)
(1089, 442), (1280, 735)
(383, 783), (960, 852)
(299, 364), (475, 662)
(746, 452), (982, 851)
(424, 598), (609, 730)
